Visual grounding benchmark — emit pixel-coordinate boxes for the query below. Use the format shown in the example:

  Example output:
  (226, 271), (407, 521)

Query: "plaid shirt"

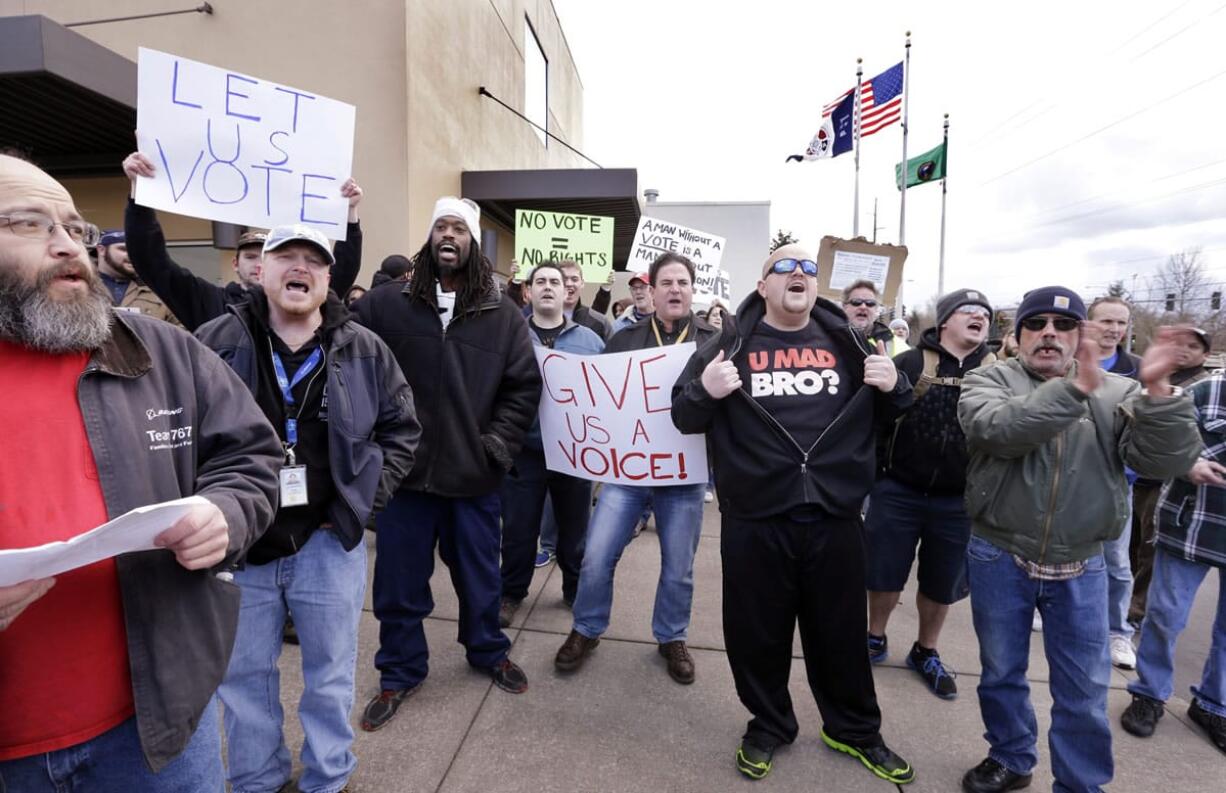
(1155, 373), (1226, 569)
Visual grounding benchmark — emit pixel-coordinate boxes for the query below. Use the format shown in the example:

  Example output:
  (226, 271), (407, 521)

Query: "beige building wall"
(0, 0), (586, 283)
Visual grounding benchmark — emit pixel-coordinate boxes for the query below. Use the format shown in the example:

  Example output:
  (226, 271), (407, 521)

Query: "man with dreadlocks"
(353, 197), (542, 731)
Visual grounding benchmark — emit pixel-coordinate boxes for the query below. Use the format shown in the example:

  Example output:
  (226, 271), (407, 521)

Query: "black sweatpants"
(722, 512), (883, 749)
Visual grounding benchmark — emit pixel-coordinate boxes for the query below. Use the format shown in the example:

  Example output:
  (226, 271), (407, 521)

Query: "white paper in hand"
(0, 496), (211, 586)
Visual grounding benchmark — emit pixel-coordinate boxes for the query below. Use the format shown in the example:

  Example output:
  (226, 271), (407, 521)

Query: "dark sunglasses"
(846, 298), (878, 308)
(770, 258), (818, 277)
(1020, 316), (1079, 332)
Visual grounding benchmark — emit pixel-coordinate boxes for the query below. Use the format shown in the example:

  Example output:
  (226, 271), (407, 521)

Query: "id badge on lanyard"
(271, 343), (323, 508)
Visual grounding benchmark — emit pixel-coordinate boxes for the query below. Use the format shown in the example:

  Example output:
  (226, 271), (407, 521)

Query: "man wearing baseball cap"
(672, 244), (915, 784)
(92, 229), (181, 325)
(610, 270), (654, 336)
(120, 150), (365, 331)
(957, 285), (1200, 793)
(354, 197), (541, 730)
(195, 223), (420, 793)
(865, 288), (995, 700)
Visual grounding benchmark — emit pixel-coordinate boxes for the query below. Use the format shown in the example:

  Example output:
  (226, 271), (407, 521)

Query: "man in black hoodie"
(195, 224), (420, 793)
(672, 244), (914, 784)
(353, 197), (541, 730)
(865, 288), (994, 699)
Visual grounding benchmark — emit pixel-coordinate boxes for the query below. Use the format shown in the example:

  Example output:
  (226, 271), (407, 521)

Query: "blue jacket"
(523, 317), (605, 450)
(196, 292), (421, 550)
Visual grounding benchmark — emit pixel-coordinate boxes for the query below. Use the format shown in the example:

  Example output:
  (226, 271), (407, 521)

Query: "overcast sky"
(552, 0), (1226, 311)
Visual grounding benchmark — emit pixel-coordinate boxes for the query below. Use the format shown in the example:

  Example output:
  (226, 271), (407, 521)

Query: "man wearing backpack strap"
(864, 288), (995, 699)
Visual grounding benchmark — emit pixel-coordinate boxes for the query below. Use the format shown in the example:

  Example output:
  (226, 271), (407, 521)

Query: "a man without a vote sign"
(533, 344), (707, 487)
(134, 48), (356, 239)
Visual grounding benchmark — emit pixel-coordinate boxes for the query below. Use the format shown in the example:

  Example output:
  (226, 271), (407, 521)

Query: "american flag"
(821, 62), (904, 139)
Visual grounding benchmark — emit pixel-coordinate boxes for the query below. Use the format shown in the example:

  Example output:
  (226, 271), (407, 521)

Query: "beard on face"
(0, 259), (114, 353)
(103, 247), (136, 280)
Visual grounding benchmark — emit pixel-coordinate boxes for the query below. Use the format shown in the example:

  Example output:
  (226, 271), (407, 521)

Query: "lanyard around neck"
(268, 337), (323, 447)
(652, 316), (690, 347)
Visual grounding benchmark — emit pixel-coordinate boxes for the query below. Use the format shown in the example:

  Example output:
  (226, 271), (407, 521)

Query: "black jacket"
(1104, 344), (1141, 379)
(883, 327), (993, 496)
(606, 312), (717, 353)
(672, 293), (912, 520)
(353, 278), (542, 497)
(573, 302), (611, 341)
(75, 313), (282, 771)
(196, 292), (421, 551)
(124, 199), (363, 332)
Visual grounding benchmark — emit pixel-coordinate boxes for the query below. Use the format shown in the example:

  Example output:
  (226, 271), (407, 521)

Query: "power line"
(978, 66), (1226, 187)
(1128, 1), (1226, 61)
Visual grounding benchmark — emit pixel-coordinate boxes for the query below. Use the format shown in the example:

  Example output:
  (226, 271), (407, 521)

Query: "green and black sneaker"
(735, 740), (775, 781)
(820, 729), (914, 784)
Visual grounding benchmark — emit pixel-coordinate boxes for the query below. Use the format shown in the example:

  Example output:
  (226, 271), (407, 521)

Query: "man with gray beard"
(0, 153), (282, 792)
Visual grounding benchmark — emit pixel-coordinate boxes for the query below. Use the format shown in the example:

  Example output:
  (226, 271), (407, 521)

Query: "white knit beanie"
(427, 197), (481, 245)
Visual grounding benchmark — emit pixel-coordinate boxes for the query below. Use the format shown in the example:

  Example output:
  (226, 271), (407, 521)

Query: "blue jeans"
(373, 490), (509, 689)
(1104, 490), (1134, 639)
(218, 529), (366, 793)
(1129, 546), (1226, 717)
(572, 483), (705, 643)
(0, 698), (223, 792)
(966, 536), (1112, 793)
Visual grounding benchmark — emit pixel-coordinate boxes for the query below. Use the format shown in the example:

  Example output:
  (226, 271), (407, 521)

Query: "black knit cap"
(936, 288), (993, 327)
(1014, 286), (1087, 338)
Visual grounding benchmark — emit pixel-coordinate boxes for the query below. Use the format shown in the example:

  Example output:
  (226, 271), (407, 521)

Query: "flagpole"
(938, 113), (949, 296)
(853, 58), (863, 237)
(896, 31), (911, 317)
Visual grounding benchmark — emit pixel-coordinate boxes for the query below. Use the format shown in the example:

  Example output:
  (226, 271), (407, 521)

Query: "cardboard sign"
(815, 236), (908, 306)
(515, 209), (614, 283)
(135, 48), (356, 240)
(534, 344), (708, 487)
(628, 217), (725, 299)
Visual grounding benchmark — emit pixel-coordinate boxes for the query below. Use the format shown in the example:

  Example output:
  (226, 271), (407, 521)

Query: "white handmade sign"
(627, 217), (726, 299)
(533, 344), (707, 487)
(135, 48), (356, 239)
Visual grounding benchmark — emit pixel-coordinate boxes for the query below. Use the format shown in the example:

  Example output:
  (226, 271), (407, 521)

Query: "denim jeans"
(0, 698), (223, 792)
(1129, 546), (1226, 717)
(373, 490), (509, 689)
(572, 482), (705, 643)
(966, 536), (1112, 793)
(218, 529), (367, 793)
(1104, 489), (1134, 639)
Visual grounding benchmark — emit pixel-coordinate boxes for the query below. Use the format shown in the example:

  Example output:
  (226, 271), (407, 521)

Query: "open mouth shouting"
(965, 318), (985, 334)
(436, 241), (459, 265)
(284, 279), (312, 295)
(786, 281), (807, 294)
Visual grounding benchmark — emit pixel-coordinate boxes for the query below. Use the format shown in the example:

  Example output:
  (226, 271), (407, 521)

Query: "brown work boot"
(554, 629), (599, 672)
(658, 640), (696, 684)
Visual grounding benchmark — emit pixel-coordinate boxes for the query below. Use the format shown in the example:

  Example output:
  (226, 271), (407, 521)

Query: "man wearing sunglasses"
(957, 286), (1200, 793)
(841, 279), (893, 346)
(865, 288), (995, 700)
(672, 244), (915, 785)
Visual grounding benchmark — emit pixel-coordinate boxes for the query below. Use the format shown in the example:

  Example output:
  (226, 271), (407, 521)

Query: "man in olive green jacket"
(955, 286), (1200, 793)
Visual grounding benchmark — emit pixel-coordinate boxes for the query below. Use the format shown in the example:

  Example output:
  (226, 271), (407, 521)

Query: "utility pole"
(872, 197), (884, 243)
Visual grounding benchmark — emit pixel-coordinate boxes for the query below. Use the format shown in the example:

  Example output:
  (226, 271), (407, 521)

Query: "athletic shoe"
(735, 739), (775, 780)
(534, 550), (555, 568)
(658, 640), (696, 684)
(1110, 634), (1136, 670)
(1031, 612), (1042, 632)
(820, 730), (914, 784)
(360, 684), (421, 731)
(906, 643), (957, 699)
(867, 633), (888, 664)
(1120, 692), (1164, 737)
(555, 629), (599, 671)
(488, 658), (529, 694)
(498, 597), (521, 628)
(1189, 700), (1226, 754)
(961, 757), (1032, 792)
(703, 489), (714, 503)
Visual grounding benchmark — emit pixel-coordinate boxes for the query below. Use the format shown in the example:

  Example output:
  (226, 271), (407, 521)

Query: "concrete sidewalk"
(270, 505), (1224, 792)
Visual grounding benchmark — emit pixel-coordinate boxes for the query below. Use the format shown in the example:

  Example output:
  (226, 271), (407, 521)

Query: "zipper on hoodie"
(1037, 431), (1065, 563)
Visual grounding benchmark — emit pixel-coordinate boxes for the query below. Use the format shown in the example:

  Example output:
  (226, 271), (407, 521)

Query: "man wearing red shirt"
(0, 153), (282, 792)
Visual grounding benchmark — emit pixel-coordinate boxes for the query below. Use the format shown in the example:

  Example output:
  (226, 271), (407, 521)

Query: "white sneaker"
(703, 490), (714, 503)
(1031, 612), (1043, 632)
(1111, 634), (1137, 670)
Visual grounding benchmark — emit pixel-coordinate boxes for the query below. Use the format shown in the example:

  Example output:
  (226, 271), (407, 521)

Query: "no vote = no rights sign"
(134, 48), (356, 240)
(515, 209), (614, 283)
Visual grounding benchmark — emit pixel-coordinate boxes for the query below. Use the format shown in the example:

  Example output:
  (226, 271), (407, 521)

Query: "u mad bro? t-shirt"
(736, 319), (853, 450)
